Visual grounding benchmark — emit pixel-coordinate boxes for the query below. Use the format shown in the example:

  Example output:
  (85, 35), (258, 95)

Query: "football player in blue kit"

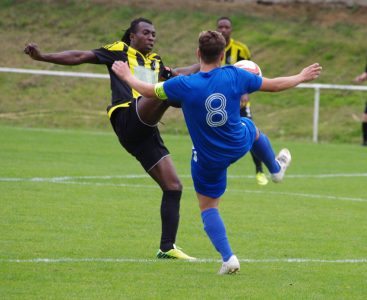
(111, 30), (322, 274)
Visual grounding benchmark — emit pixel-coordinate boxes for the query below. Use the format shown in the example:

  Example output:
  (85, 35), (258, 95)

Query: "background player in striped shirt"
(217, 16), (268, 186)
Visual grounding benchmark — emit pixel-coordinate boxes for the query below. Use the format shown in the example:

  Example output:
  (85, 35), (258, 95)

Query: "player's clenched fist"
(24, 43), (42, 61)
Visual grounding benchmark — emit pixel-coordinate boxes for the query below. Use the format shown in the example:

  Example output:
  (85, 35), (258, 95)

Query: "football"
(234, 60), (262, 76)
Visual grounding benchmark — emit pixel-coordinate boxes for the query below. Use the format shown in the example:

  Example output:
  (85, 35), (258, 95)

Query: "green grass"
(1, 125), (367, 299)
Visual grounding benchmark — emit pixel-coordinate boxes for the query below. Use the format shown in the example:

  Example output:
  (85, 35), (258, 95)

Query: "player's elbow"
(70, 51), (97, 65)
(268, 85), (283, 92)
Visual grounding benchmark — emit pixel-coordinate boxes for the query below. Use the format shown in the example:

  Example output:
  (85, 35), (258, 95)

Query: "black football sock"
(363, 122), (367, 144)
(160, 190), (181, 252)
(250, 150), (263, 173)
(239, 107), (247, 117)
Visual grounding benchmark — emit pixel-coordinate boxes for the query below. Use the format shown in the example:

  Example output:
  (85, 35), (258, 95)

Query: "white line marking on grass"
(1, 174), (367, 203)
(1, 258), (366, 264)
(0, 175), (149, 182)
(283, 173), (367, 178)
(232, 189), (367, 203)
(1, 173), (367, 183)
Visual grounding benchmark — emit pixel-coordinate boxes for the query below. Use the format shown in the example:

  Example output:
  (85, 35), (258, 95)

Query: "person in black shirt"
(24, 18), (196, 259)
(354, 61), (367, 146)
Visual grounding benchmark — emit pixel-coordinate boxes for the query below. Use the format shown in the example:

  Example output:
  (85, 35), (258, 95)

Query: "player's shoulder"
(223, 65), (254, 80)
(147, 52), (162, 61)
(219, 65), (245, 79)
(101, 41), (127, 51)
(222, 65), (241, 74)
(222, 65), (237, 71)
(232, 39), (249, 50)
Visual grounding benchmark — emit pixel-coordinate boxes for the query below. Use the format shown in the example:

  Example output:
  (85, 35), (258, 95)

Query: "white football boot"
(218, 255), (240, 275)
(271, 148), (292, 183)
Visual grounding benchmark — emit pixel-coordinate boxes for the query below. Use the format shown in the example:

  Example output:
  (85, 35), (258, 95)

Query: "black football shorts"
(109, 99), (169, 172)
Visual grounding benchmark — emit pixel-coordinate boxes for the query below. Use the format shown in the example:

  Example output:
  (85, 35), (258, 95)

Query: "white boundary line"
(1, 173), (367, 182)
(1, 257), (366, 264)
(1, 174), (366, 203)
(1, 173), (366, 265)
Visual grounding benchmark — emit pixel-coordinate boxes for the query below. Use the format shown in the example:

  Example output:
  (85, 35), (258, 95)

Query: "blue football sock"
(201, 208), (232, 262)
(251, 132), (280, 174)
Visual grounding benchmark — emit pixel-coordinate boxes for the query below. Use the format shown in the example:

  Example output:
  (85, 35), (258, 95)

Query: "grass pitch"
(0, 125), (366, 299)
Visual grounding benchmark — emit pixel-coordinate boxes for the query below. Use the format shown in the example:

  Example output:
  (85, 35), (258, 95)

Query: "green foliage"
(0, 1), (367, 143)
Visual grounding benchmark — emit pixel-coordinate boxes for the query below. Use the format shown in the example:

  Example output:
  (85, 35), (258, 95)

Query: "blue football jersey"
(163, 65), (262, 165)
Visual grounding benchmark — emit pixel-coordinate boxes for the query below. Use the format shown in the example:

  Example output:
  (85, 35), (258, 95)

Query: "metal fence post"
(313, 87), (320, 143)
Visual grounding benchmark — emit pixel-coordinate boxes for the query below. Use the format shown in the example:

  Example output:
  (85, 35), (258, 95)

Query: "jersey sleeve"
(160, 76), (185, 105)
(237, 68), (262, 94)
(92, 42), (127, 65)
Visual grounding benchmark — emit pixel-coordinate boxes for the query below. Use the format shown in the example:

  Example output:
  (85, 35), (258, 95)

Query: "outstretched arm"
(159, 63), (200, 81)
(173, 63), (200, 76)
(112, 61), (157, 99)
(24, 43), (98, 65)
(260, 63), (322, 92)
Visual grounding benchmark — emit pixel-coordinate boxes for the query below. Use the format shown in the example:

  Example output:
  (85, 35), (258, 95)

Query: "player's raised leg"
(251, 130), (291, 183)
(136, 96), (170, 126)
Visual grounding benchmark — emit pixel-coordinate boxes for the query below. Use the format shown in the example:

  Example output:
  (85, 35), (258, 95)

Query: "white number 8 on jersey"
(205, 93), (228, 127)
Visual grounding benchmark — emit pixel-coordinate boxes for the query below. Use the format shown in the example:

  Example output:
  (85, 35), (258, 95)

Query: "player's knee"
(168, 179), (183, 191)
(162, 176), (182, 191)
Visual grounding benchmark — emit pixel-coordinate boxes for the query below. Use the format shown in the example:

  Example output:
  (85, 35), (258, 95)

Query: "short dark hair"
(121, 17), (153, 45)
(217, 16), (232, 25)
(198, 31), (226, 63)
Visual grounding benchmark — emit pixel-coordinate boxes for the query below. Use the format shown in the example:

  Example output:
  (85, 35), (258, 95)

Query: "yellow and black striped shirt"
(221, 38), (252, 113)
(221, 38), (251, 66)
(93, 41), (165, 109)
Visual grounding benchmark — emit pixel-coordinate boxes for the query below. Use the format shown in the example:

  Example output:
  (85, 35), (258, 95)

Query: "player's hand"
(300, 63), (322, 82)
(240, 94), (249, 109)
(112, 61), (130, 81)
(354, 72), (367, 83)
(24, 43), (42, 60)
(159, 66), (174, 80)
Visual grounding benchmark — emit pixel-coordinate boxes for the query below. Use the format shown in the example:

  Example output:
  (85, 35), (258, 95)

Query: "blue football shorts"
(191, 117), (257, 198)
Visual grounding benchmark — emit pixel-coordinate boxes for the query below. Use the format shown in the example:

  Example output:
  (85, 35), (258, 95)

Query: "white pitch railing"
(296, 83), (367, 142)
(2, 67), (367, 143)
(0, 67), (110, 79)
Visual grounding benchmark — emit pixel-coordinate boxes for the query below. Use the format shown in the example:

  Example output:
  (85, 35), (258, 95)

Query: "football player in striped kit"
(24, 17), (197, 260)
